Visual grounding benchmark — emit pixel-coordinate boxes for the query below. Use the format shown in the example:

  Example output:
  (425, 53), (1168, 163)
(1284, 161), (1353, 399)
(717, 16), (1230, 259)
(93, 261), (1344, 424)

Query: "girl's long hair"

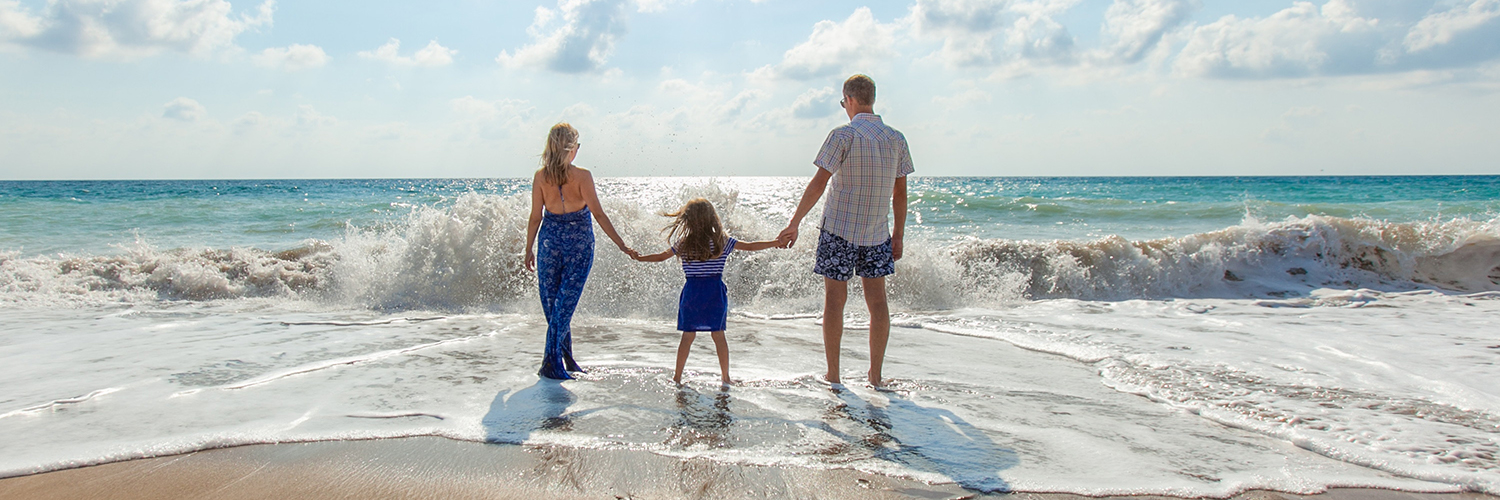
(663, 198), (727, 262)
(541, 123), (579, 187)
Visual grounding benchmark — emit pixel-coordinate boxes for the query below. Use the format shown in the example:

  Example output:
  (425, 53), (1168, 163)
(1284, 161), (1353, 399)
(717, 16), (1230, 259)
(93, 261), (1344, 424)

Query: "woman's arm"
(732, 239), (781, 252)
(578, 169), (638, 258)
(633, 249), (674, 262)
(523, 172), (546, 272)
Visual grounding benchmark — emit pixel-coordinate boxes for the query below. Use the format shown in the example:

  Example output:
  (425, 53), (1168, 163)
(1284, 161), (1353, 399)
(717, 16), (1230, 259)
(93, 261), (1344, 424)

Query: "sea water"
(1, 176), (1497, 496)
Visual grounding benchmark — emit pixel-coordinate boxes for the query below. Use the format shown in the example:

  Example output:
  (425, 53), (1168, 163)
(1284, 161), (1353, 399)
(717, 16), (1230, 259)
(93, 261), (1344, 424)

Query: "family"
(522, 75), (913, 388)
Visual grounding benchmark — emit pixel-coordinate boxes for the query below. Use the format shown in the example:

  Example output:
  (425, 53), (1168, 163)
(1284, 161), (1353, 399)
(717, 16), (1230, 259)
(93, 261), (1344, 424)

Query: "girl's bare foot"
(672, 373), (683, 385)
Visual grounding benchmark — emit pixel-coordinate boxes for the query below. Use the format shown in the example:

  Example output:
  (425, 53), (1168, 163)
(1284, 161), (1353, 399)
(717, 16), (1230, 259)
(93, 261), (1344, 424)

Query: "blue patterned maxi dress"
(535, 203), (593, 380)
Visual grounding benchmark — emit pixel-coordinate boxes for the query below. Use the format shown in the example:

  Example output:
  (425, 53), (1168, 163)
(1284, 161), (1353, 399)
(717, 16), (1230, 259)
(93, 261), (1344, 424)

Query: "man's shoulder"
(850, 116), (904, 137)
(826, 122), (857, 137)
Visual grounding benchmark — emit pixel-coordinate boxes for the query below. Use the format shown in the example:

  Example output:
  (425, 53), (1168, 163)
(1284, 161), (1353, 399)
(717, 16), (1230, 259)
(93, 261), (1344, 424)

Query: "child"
(633, 198), (780, 386)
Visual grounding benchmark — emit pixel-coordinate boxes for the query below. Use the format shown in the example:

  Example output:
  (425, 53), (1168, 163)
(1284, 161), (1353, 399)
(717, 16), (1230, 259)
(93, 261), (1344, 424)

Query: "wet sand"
(0, 437), (1496, 500)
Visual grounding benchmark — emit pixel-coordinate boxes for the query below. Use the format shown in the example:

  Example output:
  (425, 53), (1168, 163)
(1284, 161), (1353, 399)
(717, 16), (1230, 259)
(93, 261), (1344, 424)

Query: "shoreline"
(0, 437), (1495, 500)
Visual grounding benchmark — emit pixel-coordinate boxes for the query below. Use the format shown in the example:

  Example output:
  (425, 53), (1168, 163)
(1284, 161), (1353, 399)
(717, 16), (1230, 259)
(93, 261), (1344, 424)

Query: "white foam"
(1, 301), (1494, 495)
(3, 191), (1496, 314)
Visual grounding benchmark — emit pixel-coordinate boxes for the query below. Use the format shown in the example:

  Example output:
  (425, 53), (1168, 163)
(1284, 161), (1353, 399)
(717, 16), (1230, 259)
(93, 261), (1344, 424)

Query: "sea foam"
(4, 191), (1496, 313)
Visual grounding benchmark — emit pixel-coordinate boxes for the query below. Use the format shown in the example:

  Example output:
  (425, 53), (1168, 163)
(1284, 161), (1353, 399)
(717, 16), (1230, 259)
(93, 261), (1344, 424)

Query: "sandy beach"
(1, 437), (1495, 500)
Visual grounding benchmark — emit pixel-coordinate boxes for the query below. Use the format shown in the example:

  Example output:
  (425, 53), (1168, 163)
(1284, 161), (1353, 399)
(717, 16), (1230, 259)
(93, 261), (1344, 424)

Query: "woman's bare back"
(536, 166), (590, 214)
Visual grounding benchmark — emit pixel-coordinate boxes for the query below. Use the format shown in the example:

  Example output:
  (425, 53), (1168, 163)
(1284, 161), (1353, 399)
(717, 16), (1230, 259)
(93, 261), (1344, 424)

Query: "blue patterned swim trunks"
(813, 229), (894, 281)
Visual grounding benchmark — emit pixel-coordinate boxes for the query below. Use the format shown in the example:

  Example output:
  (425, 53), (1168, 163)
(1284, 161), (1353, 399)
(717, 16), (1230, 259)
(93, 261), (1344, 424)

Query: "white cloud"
(757, 7), (897, 81)
(231, 111), (266, 134)
(162, 97), (206, 122)
(254, 44), (328, 71)
(295, 105), (336, 127)
(1175, 0), (1500, 79)
(909, 0), (1079, 68)
(1406, 0), (1500, 52)
(0, 0), (273, 59)
(789, 86), (838, 119)
(656, 78), (767, 122)
(1099, 0), (1199, 64)
(358, 38), (456, 67)
(1174, 2), (1383, 78)
(0, 1), (44, 43)
(497, 0), (630, 74)
(635, 0), (691, 13)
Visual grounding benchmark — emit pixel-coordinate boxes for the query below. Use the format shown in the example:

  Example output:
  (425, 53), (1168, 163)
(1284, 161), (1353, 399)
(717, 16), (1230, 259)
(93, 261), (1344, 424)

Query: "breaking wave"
(2, 191), (1497, 312)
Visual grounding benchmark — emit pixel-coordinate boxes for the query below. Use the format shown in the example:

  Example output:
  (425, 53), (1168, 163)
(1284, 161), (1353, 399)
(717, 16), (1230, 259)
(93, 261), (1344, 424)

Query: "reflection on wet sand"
(665, 386), (734, 450)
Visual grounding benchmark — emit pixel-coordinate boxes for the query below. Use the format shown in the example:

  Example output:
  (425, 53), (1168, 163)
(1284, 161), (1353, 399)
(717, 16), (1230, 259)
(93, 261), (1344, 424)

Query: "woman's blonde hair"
(663, 198), (727, 262)
(541, 123), (579, 187)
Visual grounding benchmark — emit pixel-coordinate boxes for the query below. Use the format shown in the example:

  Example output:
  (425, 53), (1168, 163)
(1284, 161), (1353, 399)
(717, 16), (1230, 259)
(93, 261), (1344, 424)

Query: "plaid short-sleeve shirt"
(814, 113), (914, 246)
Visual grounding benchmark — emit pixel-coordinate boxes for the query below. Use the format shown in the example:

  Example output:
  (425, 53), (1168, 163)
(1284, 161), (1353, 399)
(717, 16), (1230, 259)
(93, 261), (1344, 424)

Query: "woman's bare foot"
(867, 374), (890, 389)
(823, 372), (841, 385)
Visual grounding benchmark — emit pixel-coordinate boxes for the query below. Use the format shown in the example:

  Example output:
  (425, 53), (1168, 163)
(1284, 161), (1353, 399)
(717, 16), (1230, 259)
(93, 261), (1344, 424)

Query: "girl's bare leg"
(710, 330), (731, 385)
(674, 331), (696, 384)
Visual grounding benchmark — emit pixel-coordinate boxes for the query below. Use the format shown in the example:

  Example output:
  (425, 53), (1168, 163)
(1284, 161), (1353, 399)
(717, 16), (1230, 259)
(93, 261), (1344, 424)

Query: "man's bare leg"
(823, 277), (849, 384)
(862, 276), (890, 387)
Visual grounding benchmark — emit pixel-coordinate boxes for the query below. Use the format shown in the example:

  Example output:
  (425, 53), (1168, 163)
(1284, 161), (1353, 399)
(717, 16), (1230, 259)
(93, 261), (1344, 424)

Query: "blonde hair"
(541, 123), (579, 187)
(663, 198), (728, 262)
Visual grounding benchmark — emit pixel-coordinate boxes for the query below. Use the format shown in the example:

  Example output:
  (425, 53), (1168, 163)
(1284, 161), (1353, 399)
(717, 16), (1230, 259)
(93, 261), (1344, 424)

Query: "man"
(778, 74), (913, 388)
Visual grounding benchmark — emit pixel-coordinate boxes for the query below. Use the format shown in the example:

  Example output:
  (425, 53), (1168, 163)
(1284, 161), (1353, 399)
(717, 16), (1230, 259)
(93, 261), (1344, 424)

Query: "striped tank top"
(676, 238), (736, 278)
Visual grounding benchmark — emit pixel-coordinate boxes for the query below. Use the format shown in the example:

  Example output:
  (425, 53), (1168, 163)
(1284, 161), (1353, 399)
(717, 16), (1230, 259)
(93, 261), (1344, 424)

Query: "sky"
(1, 0), (1499, 179)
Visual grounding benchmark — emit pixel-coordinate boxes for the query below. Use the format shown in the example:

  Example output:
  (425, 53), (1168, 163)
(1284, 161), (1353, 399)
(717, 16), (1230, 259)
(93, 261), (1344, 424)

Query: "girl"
(633, 198), (780, 385)
(524, 123), (637, 380)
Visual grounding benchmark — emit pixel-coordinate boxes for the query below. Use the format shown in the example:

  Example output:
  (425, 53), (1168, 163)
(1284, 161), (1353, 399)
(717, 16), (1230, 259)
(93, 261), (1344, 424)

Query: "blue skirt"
(678, 276), (728, 332)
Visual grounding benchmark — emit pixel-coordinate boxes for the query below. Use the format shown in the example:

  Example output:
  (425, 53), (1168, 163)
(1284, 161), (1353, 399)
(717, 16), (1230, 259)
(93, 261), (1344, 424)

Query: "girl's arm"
(634, 249), (674, 262)
(523, 172), (545, 272)
(732, 239), (782, 252)
(579, 169), (638, 258)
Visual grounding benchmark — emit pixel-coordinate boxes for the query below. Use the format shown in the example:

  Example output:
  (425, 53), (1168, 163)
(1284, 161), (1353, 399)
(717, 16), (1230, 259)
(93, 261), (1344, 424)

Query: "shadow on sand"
(823, 388), (1017, 493)
(482, 378), (577, 444)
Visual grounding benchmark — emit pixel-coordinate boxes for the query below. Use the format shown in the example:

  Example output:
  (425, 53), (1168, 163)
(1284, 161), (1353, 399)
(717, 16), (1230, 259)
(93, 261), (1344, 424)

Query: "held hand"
(892, 236), (903, 261)
(619, 245), (640, 259)
(777, 225), (799, 248)
(524, 250), (536, 273)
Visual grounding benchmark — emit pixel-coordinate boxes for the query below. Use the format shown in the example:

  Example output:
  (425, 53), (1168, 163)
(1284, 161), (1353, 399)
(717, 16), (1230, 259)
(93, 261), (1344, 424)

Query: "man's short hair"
(843, 74), (875, 106)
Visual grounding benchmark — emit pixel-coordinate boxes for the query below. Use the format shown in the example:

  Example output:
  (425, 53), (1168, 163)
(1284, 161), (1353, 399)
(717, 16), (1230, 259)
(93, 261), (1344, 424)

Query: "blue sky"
(2, 0), (1498, 179)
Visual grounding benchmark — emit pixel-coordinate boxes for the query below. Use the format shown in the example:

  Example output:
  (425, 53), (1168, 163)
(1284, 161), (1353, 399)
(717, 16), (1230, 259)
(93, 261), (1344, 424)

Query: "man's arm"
(892, 176), (907, 261)
(778, 168), (834, 248)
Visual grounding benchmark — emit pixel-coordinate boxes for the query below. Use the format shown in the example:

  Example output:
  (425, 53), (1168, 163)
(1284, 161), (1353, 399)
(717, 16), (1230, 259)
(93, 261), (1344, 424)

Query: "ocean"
(1, 176), (1497, 496)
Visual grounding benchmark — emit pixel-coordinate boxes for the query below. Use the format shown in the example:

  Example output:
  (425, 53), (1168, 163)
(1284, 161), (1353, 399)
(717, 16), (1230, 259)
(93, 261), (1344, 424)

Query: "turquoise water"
(2, 176), (1496, 257)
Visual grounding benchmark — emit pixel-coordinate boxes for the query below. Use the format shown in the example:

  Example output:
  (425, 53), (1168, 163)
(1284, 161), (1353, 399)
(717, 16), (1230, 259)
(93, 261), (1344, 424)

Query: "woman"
(524, 123), (637, 380)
